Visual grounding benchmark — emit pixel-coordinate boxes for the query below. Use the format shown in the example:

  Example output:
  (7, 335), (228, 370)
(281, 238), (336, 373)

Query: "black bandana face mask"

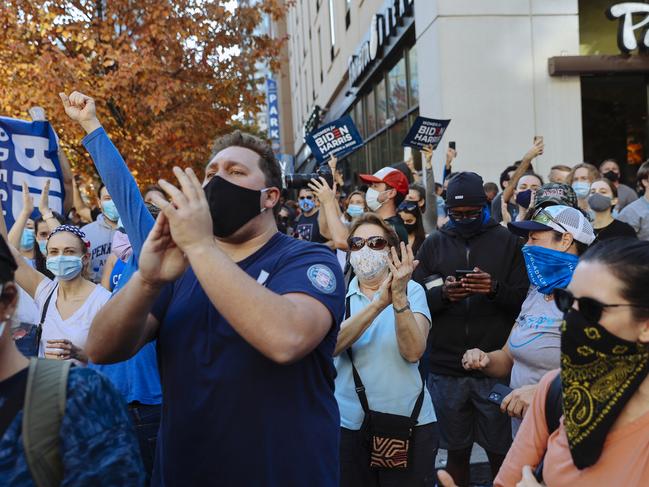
(560, 308), (649, 469)
(203, 176), (268, 238)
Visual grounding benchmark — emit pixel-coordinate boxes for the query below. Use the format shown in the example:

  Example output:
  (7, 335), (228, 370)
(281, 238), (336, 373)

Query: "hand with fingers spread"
(138, 211), (189, 288)
(149, 167), (214, 254)
(387, 242), (417, 298)
(461, 267), (495, 296)
(20, 181), (34, 217)
(307, 177), (336, 206)
(38, 180), (52, 217)
(59, 91), (101, 134)
(501, 384), (538, 419)
(462, 348), (490, 371)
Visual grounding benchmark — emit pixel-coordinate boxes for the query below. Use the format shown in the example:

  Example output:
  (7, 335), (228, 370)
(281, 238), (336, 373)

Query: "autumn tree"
(0, 0), (288, 184)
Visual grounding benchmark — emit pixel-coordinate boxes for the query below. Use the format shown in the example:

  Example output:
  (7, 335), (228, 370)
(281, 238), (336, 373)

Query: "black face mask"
(404, 222), (417, 233)
(203, 176), (267, 238)
(448, 209), (485, 238)
(603, 170), (619, 183)
(560, 308), (649, 469)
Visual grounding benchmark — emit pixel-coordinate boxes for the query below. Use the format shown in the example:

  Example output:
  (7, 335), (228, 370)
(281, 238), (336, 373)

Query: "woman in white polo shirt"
(11, 225), (111, 364)
(334, 212), (436, 486)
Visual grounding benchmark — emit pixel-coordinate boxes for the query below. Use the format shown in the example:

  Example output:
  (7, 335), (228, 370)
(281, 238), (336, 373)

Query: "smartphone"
(455, 269), (474, 280)
(487, 383), (514, 406)
(449, 141), (456, 150)
(533, 135), (543, 145)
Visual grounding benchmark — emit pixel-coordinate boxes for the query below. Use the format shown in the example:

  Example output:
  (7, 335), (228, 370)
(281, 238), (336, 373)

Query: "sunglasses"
(348, 236), (389, 252)
(553, 288), (649, 323)
(532, 208), (569, 233)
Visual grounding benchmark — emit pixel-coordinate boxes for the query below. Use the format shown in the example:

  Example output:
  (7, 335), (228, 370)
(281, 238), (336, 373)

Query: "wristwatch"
(394, 304), (411, 314)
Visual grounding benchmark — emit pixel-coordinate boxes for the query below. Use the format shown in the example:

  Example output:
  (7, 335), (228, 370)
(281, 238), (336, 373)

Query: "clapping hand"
(38, 180), (51, 216)
(387, 242), (418, 298)
(20, 182), (34, 217)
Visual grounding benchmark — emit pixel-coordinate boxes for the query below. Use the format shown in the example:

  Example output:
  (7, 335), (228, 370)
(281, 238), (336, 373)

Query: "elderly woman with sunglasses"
(493, 238), (649, 487)
(461, 206), (595, 438)
(333, 213), (436, 486)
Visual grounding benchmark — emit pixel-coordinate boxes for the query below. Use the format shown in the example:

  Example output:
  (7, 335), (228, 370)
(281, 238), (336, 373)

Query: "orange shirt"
(495, 369), (649, 487)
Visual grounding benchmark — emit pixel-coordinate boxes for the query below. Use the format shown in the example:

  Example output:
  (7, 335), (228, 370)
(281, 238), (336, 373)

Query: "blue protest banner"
(0, 117), (65, 229)
(402, 117), (451, 150)
(305, 115), (364, 163)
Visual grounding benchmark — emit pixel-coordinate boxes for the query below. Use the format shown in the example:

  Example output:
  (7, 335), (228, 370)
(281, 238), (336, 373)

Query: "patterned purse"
(346, 348), (424, 469)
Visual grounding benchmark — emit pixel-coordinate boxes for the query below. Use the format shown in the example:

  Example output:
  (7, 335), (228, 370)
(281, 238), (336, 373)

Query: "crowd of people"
(0, 90), (648, 487)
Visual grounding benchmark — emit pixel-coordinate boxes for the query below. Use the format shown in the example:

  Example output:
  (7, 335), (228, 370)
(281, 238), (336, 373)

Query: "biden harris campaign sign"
(0, 117), (65, 229)
(402, 117), (451, 150)
(306, 115), (364, 163)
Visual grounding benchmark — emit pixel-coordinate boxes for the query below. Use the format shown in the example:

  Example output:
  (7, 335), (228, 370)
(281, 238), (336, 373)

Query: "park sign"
(305, 115), (364, 163)
(0, 117), (65, 229)
(401, 117), (451, 150)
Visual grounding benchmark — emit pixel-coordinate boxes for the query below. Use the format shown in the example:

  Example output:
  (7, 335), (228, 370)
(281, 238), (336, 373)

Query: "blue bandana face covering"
(522, 244), (579, 295)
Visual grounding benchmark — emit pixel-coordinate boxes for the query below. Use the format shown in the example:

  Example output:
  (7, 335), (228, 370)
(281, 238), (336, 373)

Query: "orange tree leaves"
(0, 0), (288, 184)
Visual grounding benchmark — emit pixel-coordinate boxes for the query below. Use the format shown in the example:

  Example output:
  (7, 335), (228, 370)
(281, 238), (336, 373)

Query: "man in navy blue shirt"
(86, 126), (345, 486)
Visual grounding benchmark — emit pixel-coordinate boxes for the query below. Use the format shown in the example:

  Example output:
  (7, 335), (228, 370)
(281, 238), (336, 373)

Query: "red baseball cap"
(359, 167), (409, 195)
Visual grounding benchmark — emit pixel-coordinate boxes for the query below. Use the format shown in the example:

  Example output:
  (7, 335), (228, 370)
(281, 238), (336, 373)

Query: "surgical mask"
(365, 188), (385, 211)
(346, 204), (364, 218)
(588, 193), (612, 213)
(299, 198), (315, 213)
(521, 244), (578, 295)
(117, 217), (124, 229)
(572, 181), (591, 199)
(37, 239), (47, 255)
(515, 189), (532, 209)
(112, 231), (132, 262)
(46, 255), (84, 281)
(204, 176), (268, 238)
(560, 308), (649, 469)
(102, 200), (120, 222)
(20, 229), (35, 249)
(350, 246), (389, 281)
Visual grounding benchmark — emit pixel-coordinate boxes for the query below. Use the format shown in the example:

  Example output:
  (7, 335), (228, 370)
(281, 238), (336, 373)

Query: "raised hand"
(149, 167), (214, 254)
(462, 348), (490, 370)
(138, 211), (188, 287)
(523, 137), (544, 161)
(387, 242), (417, 298)
(421, 145), (433, 169)
(307, 177), (336, 205)
(374, 273), (393, 310)
(59, 91), (101, 133)
(445, 146), (457, 169)
(327, 154), (338, 173)
(21, 182), (34, 216)
(38, 180), (51, 216)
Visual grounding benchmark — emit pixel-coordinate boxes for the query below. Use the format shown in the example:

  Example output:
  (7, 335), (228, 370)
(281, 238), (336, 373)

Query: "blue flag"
(306, 115), (364, 163)
(402, 117), (451, 150)
(0, 117), (66, 230)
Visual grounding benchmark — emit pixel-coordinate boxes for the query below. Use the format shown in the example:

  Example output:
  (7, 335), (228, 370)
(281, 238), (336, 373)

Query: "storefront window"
(376, 77), (388, 130)
(365, 90), (376, 135)
(387, 58), (408, 119)
(407, 46), (418, 108)
(388, 117), (408, 164)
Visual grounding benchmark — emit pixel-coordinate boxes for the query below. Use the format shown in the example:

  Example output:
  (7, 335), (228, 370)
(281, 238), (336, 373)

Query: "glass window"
(387, 58), (408, 118)
(579, 0), (620, 55)
(365, 90), (376, 135)
(376, 78), (387, 130)
(328, 0), (336, 53)
(407, 46), (419, 108)
(376, 132), (390, 170)
(389, 117), (409, 164)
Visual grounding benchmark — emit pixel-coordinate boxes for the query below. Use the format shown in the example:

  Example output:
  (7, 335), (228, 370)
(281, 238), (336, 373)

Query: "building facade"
(284, 0), (648, 187)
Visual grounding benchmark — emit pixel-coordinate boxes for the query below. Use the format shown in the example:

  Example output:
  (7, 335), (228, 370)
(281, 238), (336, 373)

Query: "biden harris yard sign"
(0, 117), (66, 229)
(306, 115), (364, 163)
(402, 117), (451, 151)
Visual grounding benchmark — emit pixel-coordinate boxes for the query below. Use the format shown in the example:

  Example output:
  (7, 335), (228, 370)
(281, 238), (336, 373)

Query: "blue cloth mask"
(299, 198), (315, 213)
(515, 189), (532, 209)
(346, 204), (364, 218)
(522, 244), (579, 295)
(46, 255), (84, 281)
(102, 200), (120, 222)
(572, 182), (590, 199)
(20, 229), (35, 249)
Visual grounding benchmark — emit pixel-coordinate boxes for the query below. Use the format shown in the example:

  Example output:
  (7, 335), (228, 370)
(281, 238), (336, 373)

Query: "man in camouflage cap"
(533, 183), (578, 210)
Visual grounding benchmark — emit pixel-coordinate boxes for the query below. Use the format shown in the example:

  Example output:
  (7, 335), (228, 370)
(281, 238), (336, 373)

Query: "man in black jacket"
(413, 172), (528, 487)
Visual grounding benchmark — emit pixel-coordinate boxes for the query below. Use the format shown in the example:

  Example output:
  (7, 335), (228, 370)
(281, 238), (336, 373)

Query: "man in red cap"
(359, 167), (409, 243)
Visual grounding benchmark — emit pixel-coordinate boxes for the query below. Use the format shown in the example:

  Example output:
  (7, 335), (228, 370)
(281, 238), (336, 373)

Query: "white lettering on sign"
(348, 0), (414, 87)
(11, 134), (57, 172)
(608, 3), (649, 52)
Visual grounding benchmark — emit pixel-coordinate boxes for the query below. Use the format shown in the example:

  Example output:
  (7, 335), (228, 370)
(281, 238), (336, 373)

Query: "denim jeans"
(128, 403), (161, 483)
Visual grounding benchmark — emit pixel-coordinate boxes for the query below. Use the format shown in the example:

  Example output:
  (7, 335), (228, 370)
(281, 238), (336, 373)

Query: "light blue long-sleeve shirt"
(83, 127), (161, 405)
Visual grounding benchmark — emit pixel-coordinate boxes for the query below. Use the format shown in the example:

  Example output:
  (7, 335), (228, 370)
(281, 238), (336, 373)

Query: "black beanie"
(445, 172), (487, 208)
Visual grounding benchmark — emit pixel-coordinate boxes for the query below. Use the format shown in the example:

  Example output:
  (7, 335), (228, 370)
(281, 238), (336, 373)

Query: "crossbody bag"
(15, 285), (58, 357)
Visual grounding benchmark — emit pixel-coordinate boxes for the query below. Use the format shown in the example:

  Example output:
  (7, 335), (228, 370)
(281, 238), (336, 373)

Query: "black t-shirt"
(594, 219), (638, 241)
(385, 215), (409, 244)
(0, 367), (28, 438)
(294, 210), (326, 243)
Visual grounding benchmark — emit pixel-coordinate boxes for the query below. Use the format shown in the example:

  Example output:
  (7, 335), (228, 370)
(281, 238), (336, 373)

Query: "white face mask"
(365, 188), (385, 212)
(350, 246), (389, 281)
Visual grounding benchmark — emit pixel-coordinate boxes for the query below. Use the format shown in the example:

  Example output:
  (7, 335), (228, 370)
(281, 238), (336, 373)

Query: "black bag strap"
(344, 296), (425, 422)
(534, 372), (563, 482)
(39, 284), (58, 327)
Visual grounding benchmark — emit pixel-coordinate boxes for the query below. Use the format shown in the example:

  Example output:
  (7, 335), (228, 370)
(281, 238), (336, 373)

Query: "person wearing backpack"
(0, 234), (144, 486)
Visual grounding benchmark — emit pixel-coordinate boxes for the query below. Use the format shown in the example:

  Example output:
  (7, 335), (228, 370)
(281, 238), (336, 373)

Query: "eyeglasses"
(447, 209), (482, 221)
(299, 195), (314, 201)
(348, 236), (389, 252)
(553, 288), (649, 323)
(532, 208), (569, 233)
